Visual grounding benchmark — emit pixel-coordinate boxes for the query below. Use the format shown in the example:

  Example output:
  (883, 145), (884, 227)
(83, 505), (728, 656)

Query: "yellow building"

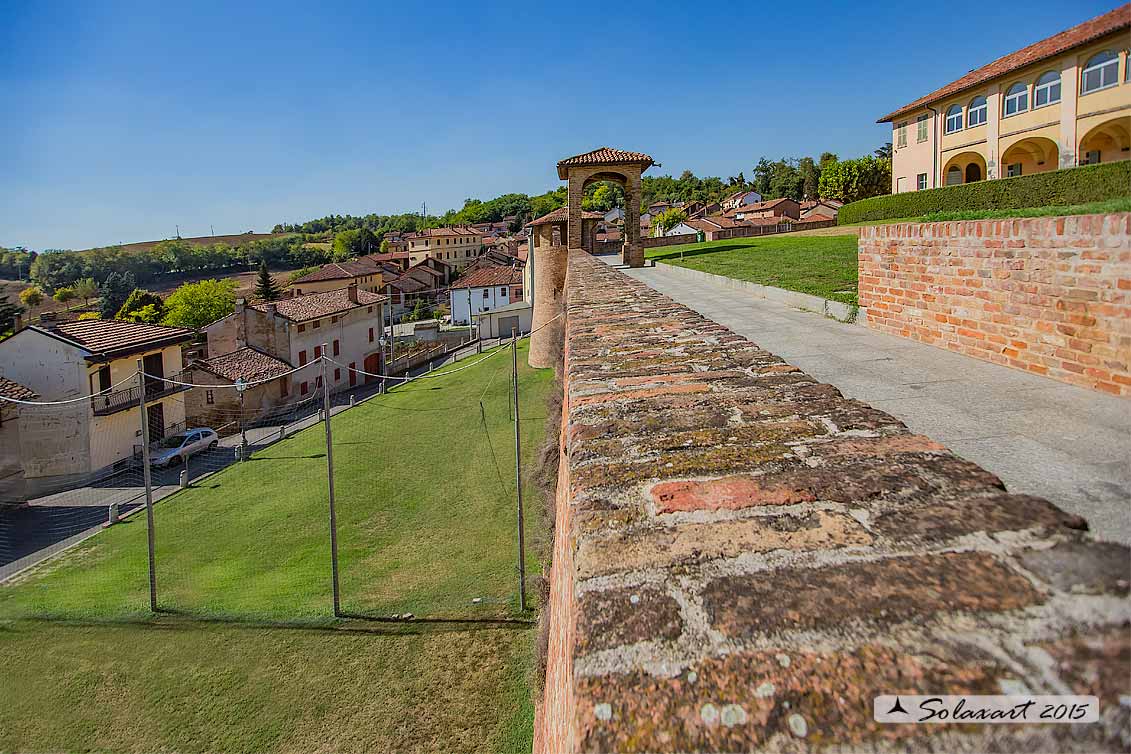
(404, 226), (485, 271)
(880, 4), (1130, 192)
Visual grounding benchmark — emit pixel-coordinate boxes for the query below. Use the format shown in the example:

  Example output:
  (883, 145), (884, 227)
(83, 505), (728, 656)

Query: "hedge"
(838, 161), (1131, 224)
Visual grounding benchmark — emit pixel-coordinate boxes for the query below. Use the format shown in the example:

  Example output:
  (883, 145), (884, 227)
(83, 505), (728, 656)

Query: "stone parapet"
(535, 248), (1131, 753)
(859, 213), (1131, 397)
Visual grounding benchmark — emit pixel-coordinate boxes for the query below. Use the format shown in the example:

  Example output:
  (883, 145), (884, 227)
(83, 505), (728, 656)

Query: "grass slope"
(646, 234), (860, 305)
(0, 341), (552, 753)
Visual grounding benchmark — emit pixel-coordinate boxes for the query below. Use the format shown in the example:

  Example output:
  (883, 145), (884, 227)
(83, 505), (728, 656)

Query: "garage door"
(498, 316), (519, 338)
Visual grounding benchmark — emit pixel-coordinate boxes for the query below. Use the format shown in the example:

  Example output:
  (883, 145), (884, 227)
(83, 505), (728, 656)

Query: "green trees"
(161, 279), (238, 329)
(52, 287), (75, 304)
(72, 277), (98, 306)
(583, 183), (623, 212)
(0, 298), (23, 332)
(18, 286), (43, 308)
(98, 271), (136, 319)
(818, 156), (892, 203)
(254, 262), (282, 301)
(654, 208), (689, 234)
(332, 228), (378, 260)
(115, 289), (166, 323)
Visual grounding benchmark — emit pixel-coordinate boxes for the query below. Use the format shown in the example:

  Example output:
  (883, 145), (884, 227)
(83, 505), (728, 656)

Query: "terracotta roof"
(0, 375), (37, 401)
(556, 147), (655, 178)
(526, 207), (603, 227)
(251, 287), (385, 322)
(405, 226), (482, 239)
(797, 212), (836, 222)
(195, 346), (292, 383)
(878, 4), (1131, 122)
(291, 258), (386, 285)
(451, 265), (524, 290)
(42, 320), (193, 359)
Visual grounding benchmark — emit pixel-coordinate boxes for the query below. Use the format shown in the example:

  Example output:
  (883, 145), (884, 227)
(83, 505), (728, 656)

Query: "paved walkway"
(610, 256), (1131, 545)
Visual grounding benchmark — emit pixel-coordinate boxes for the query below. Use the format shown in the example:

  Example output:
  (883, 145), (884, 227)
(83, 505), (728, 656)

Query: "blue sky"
(0, 0), (1117, 250)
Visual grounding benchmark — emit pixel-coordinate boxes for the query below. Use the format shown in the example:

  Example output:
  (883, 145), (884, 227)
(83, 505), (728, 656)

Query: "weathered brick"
(871, 492), (1088, 543)
(575, 644), (1018, 753)
(703, 552), (1043, 637)
(576, 587), (683, 653)
(1018, 541), (1130, 595)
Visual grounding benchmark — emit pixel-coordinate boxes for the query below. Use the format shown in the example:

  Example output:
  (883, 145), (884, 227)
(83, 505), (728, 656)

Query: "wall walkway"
(535, 249), (1130, 753)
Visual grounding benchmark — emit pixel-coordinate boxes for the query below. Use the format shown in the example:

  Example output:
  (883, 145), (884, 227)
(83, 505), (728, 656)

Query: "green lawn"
(647, 234), (860, 305)
(0, 341), (553, 753)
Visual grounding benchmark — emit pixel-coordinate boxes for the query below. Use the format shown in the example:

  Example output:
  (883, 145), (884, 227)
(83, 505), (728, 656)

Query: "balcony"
(90, 375), (189, 416)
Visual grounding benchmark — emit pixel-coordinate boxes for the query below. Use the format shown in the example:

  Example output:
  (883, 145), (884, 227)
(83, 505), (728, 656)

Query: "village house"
(380, 257), (454, 320)
(602, 207), (625, 224)
(404, 226), (486, 271)
(727, 196), (801, 221)
(448, 265), (525, 326)
(800, 198), (843, 219)
(720, 188), (764, 210)
(198, 283), (387, 413)
(290, 255), (402, 296)
(0, 320), (193, 494)
(880, 5), (1130, 193)
(0, 376), (37, 504)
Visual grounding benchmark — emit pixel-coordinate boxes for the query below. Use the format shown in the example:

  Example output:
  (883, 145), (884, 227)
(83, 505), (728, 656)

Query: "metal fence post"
(135, 360), (158, 612)
(321, 348), (342, 617)
(511, 331), (527, 612)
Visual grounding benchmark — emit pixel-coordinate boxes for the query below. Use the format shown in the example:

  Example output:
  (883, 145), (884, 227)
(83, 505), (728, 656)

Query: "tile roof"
(404, 226), (482, 239)
(251, 287), (385, 322)
(556, 147), (655, 178)
(0, 375), (37, 401)
(451, 265), (524, 290)
(43, 320), (193, 359)
(526, 207), (604, 226)
(878, 4), (1130, 122)
(291, 258), (387, 284)
(195, 346), (292, 383)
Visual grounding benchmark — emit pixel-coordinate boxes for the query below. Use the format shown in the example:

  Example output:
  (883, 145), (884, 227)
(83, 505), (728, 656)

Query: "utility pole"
(511, 332), (526, 612)
(136, 360), (158, 612)
(321, 347), (342, 616)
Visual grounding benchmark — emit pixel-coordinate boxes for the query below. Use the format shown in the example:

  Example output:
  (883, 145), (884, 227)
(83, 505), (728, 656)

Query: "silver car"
(151, 428), (219, 468)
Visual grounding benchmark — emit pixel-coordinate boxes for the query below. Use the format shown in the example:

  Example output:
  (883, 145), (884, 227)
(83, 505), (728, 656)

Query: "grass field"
(646, 233), (860, 305)
(0, 341), (554, 753)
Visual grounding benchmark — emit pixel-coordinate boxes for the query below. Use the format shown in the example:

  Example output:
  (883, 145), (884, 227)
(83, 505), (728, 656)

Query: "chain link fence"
(0, 333), (548, 624)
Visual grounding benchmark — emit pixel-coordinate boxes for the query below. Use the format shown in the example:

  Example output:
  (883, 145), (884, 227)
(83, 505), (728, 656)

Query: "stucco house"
(0, 320), (193, 495)
(603, 207), (625, 223)
(880, 5), (1130, 193)
(664, 221), (700, 237)
(290, 255), (402, 297)
(720, 189), (763, 210)
(728, 197), (801, 221)
(404, 226), (485, 271)
(0, 376), (37, 505)
(449, 265), (525, 326)
(200, 282), (387, 412)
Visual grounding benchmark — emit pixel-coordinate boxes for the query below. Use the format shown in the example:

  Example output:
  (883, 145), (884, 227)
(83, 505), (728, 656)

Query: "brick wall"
(860, 213), (1131, 397)
(534, 248), (1130, 753)
(640, 233), (697, 249)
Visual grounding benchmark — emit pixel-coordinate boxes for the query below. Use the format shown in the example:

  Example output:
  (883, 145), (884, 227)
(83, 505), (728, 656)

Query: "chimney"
(347, 282), (359, 304)
(235, 297), (246, 315)
(265, 303), (277, 317)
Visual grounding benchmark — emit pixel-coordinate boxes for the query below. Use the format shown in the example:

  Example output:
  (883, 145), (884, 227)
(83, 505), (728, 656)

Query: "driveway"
(611, 255), (1131, 545)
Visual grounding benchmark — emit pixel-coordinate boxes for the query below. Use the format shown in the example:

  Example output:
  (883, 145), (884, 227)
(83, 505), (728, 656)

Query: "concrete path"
(609, 256), (1131, 545)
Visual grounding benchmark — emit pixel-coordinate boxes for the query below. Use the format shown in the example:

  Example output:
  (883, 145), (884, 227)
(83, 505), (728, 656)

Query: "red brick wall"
(860, 213), (1131, 397)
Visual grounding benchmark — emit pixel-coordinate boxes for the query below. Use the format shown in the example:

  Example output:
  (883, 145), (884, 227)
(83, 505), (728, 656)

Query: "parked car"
(150, 428), (219, 468)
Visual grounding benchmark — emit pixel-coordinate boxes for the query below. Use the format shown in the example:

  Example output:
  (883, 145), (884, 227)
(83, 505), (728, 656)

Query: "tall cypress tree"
(254, 261), (281, 302)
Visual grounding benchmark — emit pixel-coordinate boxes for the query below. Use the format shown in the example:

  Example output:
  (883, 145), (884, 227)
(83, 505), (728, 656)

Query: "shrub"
(77, 311), (101, 321)
(18, 286), (44, 307)
(838, 161), (1131, 224)
(53, 287), (76, 303)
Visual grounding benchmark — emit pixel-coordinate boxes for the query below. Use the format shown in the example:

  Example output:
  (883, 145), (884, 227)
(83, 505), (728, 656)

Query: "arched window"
(1034, 71), (1061, 107)
(946, 165), (962, 186)
(945, 105), (963, 134)
(1081, 51), (1118, 94)
(967, 96), (988, 127)
(1003, 83), (1028, 116)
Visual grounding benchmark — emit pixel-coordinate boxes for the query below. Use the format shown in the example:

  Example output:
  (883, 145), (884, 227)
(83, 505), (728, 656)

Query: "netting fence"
(0, 327), (553, 624)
